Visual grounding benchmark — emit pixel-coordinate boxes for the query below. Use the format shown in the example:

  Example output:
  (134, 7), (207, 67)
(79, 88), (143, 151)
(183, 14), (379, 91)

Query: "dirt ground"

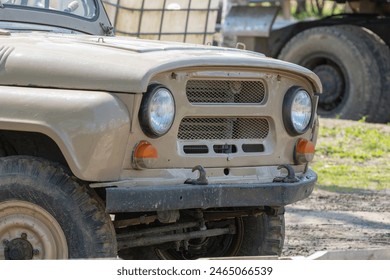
(281, 118), (390, 258)
(282, 188), (390, 257)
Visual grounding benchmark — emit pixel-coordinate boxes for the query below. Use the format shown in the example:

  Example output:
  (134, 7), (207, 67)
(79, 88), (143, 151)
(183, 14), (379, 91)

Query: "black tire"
(278, 26), (382, 121)
(339, 26), (390, 123)
(236, 208), (285, 256)
(0, 156), (117, 259)
(120, 208), (285, 259)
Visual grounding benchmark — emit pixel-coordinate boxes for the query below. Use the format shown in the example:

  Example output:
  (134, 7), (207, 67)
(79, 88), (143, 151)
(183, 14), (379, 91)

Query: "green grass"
(291, 1), (346, 20)
(312, 120), (390, 190)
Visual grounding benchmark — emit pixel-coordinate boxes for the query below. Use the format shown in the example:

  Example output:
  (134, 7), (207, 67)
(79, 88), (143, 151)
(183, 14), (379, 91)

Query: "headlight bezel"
(139, 84), (176, 138)
(283, 86), (314, 136)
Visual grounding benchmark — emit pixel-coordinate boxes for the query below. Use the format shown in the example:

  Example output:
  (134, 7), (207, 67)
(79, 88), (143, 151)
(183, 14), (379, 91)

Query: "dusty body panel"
(122, 68), (318, 170)
(0, 34), (321, 93)
(0, 86), (130, 181)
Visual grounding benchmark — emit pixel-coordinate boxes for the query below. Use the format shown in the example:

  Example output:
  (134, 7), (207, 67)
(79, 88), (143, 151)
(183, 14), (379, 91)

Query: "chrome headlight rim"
(283, 86), (314, 136)
(139, 84), (175, 138)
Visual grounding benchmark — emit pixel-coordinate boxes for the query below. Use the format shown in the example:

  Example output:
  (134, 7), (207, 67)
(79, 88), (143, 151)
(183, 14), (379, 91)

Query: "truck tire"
(278, 26), (382, 121)
(339, 26), (390, 123)
(120, 208), (285, 259)
(0, 156), (117, 259)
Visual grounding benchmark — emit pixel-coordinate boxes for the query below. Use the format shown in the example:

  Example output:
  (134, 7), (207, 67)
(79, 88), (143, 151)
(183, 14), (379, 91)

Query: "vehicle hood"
(0, 33), (322, 93)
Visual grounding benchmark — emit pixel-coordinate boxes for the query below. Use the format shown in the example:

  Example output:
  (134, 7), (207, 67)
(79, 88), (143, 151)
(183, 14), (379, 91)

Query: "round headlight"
(139, 84), (175, 138)
(283, 87), (313, 136)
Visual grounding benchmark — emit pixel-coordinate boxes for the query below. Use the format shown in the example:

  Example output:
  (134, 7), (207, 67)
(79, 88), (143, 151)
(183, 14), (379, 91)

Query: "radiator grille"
(186, 80), (266, 104)
(178, 118), (269, 140)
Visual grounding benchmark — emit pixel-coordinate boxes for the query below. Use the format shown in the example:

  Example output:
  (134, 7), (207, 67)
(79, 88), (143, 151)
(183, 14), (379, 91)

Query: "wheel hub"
(4, 237), (34, 260)
(313, 64), (344, 106)
(0, 200), (69, 259)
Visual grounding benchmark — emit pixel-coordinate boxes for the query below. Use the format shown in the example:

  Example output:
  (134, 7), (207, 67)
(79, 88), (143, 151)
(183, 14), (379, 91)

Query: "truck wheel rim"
(303, 55), (347, 114)
(0, 200), (68, 259)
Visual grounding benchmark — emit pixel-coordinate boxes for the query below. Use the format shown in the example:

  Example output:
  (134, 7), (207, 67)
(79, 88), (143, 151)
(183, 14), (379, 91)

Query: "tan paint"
(122, 68), (317, 169)
(0, 86), (130, 181)
(0, 33), (321, 93)
(0, 32), (321, 183)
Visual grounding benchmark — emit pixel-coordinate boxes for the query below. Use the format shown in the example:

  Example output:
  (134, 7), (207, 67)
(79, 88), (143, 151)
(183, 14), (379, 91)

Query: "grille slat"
(186, 80), (266, 104)
(178, 118), (269, 140)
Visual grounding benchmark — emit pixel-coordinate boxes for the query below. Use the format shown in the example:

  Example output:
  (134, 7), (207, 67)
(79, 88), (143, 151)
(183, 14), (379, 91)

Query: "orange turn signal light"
(133, 141), (158, 169)
(294, 138), (315, 164)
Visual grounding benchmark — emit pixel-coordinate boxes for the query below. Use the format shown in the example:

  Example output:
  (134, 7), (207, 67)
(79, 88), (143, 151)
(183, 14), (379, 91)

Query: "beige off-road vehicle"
(0, 0), (321, 260)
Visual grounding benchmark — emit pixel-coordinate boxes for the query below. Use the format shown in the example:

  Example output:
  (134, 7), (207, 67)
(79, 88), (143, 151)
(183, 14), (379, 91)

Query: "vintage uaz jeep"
(0, 0), (321, 259)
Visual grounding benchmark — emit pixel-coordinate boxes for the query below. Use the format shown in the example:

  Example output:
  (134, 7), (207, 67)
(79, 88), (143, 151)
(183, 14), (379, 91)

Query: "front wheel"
(235, 208), (285, 257)
(0, 200), (69, 259)
(0, 156), (117, 259)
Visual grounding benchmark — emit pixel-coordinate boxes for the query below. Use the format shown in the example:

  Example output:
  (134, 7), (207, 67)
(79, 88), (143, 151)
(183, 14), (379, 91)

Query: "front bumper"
(105, 169), (317, 213)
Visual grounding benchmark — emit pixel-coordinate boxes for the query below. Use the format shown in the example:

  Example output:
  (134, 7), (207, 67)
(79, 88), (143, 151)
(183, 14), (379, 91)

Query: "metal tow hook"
(273, 164), (299, 183)
(185, 165), (208, 185)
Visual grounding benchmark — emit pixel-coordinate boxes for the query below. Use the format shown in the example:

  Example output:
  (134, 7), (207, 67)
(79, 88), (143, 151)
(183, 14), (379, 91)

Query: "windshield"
(0, 0), (97, 19)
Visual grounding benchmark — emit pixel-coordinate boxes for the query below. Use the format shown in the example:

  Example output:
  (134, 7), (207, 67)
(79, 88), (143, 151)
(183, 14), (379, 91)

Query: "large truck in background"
(222, 0), (390, 123)
(104, 0), (390, 123)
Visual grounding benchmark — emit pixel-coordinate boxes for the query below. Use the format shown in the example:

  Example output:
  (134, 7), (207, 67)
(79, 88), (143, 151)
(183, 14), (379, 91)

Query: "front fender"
(0, 86), (130, 181)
